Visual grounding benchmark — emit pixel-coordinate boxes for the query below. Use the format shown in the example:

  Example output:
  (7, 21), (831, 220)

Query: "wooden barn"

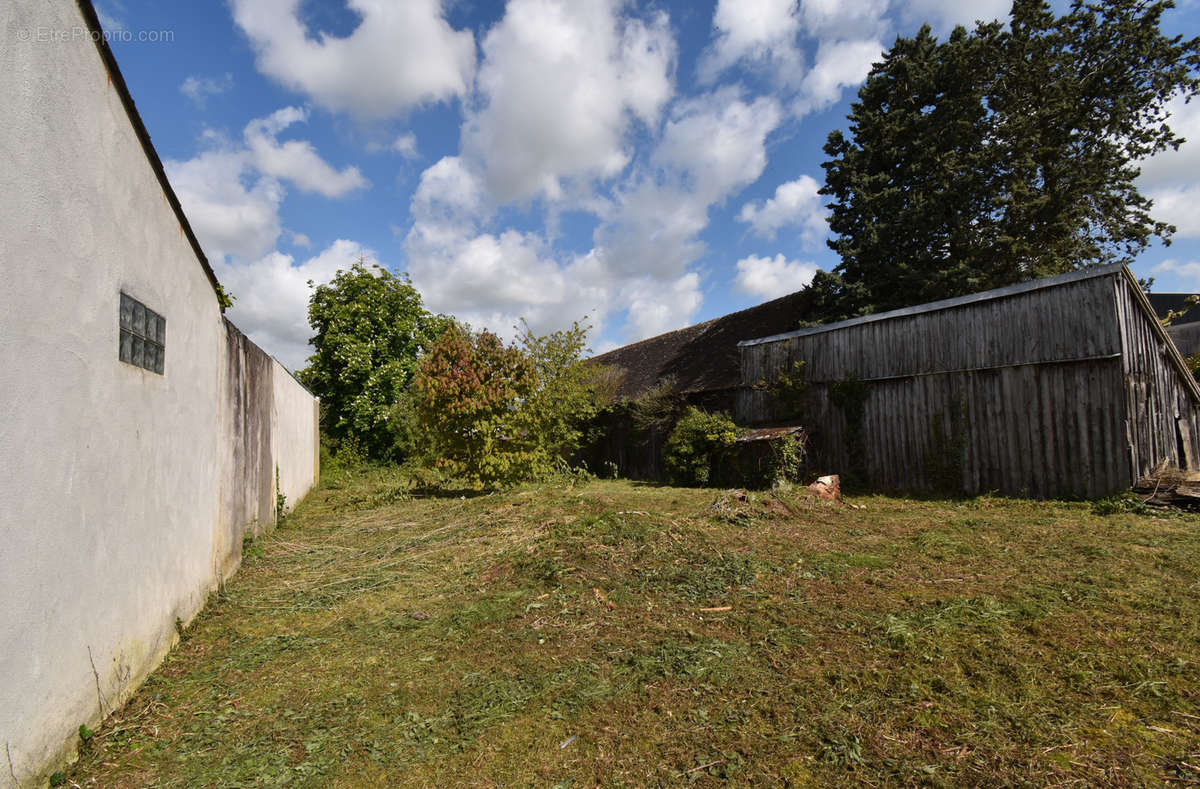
(738, 263), (1200, 498)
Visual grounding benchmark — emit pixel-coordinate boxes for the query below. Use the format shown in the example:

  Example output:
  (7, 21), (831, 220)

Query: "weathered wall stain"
(217, 320), (277, 576)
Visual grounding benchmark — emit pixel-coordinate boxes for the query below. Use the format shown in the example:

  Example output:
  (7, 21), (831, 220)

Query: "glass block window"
(119, 293), (165, 374)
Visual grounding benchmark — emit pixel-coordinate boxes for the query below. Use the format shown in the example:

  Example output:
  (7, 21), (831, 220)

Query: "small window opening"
(119, 293), (165, 374)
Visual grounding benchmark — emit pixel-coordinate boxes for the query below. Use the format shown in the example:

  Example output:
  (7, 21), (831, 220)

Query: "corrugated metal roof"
(735, 425), (806, 443)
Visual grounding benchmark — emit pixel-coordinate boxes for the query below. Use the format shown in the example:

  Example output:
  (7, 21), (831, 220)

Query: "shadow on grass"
(408, 486), (492, 500)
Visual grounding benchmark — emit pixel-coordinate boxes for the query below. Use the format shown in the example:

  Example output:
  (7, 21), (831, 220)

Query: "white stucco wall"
(0, 2), (318, 784)
(272, 363), (321, 514)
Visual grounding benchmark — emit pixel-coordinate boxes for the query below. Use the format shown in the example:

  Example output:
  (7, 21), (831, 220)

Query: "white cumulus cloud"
(699, 0), (803, 84)
(1152, 258), (1200, 287)
(216, 239), (377, 371)
(738, 174), (827, 243)
(464, 0), (675, 204)
(898, 0), (1010, 34)
(699, 0), (883, 115)
(243, 107), (368, 198)
(624, 272), (704, 340)
(180, 73), (233, 107)
(230, 0), (475, 118)
(404, 87), (778, 344)
(735, 254), (819, 300)
(1148, 186), (1200, 239)
(167, 108), (367, 264)
(793, 38), (883, 117)
(1139, 96), (1200, 189)
(799, 0), (889, 39)
(1139, 96), (1200, 238)
(404, 12), (793, 345)
(391, 133), (419, 158)
(404, 156), (613, 339)
(166, 148), (284, 262)
(595, 90), (782, 281)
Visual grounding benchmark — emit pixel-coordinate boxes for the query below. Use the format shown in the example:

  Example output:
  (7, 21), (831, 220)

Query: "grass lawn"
(66, 471), (1199, 787)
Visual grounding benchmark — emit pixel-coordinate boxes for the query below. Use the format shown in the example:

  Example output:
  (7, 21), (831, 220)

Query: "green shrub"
(761, 360), (809, 420)
(1092, 494), (1155, 517)
(764, 432), (807, 487)
(663, 408), (741, 486)
(409, 320), (602, 489)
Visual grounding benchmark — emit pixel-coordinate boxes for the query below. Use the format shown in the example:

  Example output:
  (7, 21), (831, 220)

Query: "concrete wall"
(216, 321), (277, 577)
(271, 360), (321, 516)
(0, 2), (318, 784)
(215, 319), (320, 577)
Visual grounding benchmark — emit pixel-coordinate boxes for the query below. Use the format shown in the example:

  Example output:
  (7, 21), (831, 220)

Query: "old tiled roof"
(1148, 293), (1200, 326)
(591, 289), (813, 400)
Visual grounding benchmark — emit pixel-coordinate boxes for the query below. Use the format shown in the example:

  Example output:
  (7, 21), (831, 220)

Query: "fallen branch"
(699, 605), (732, 612)
(1132, 469), (1200, 509)
(683, 759), (726, 775)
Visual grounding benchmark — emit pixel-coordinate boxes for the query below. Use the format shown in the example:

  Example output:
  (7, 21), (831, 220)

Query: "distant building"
(0, 1), (318, 784)
(591, 289), (812, 415)
(1147, 293), (1200, 356)
(593, 267), (1199, 498)
(739, 264), (1200, 497)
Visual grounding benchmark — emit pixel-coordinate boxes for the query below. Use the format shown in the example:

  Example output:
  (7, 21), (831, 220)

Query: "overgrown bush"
(576, 377), (684, 480)
(663, 408), (741, 486)
(763, 432), (807, 487)
(409, 320), (602, 489)
(722, 430), (808, 489)
(759, 360), (809, 421)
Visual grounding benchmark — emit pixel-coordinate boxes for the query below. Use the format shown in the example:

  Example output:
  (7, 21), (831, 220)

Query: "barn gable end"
(1114, 269), (1200, 477)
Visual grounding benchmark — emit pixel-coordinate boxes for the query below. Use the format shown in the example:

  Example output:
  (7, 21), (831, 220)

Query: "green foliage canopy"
(817, 0), (1200, 320)
(298, 262), (452, 460)
(663, 408), (742, 487)
(410, 321), (601, 488)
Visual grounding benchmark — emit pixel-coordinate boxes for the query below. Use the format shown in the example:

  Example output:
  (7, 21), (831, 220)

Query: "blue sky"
(100, 0), (1200, 370)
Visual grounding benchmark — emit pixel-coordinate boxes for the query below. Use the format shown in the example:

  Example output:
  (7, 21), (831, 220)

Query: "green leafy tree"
(298, 261), (451, 460)
(411, 321), (600, 488)
(663, 408), (742, 487)
(818, 0), (1199, 320)
(516, 319), (602, 464)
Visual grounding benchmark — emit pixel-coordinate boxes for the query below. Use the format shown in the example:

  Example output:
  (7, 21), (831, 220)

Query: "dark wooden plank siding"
(739, 274), (1123, 421)
(737, 271), (1151, 497)
(1115, 275), (1200, 477)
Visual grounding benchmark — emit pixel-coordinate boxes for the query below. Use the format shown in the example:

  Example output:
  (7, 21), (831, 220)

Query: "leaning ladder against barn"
(737, 264), (1200, 498)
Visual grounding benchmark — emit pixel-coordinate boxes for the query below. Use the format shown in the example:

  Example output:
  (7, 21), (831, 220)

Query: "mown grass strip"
(66, 471), (1200, 787)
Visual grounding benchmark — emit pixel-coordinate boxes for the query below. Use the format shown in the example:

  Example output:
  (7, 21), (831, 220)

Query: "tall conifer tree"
(817, 0), (1199, 320)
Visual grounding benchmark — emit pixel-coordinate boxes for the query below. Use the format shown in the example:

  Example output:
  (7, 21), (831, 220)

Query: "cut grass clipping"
(68, 470), (1199, 786)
